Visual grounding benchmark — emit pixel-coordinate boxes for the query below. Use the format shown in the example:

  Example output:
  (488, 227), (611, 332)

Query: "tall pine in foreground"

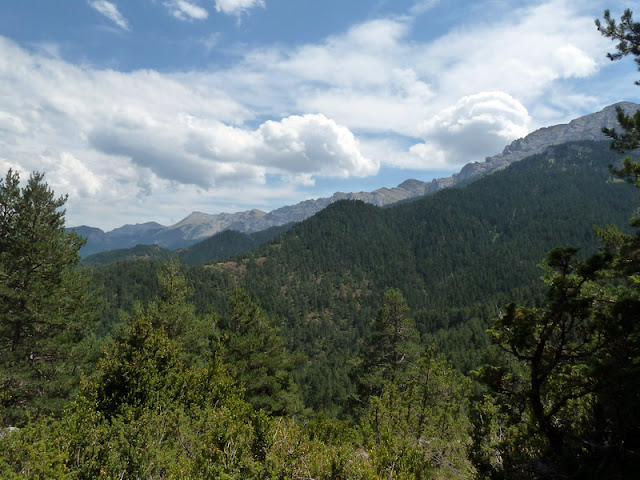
(0, 170), (96, 425)
(473, 9), (640, 478)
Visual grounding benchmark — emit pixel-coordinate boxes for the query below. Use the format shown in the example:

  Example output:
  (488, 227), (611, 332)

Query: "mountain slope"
(75, 102), (640, 256)
(82, 223), (294, 267)
(228, 140), (638, 408)
(91, 139), (640, 412)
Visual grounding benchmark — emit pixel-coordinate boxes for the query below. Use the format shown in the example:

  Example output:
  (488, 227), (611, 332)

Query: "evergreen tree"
(0, 170), (95, 424)
(596, 9), (640, 150)
(473, 16), (640, 475)
(354, 288), (421, 403)
(55, 290), (265, 478)
(142, 259), (219, 365)
(361, 348), (475, 479)
(225, 289), (303, 416)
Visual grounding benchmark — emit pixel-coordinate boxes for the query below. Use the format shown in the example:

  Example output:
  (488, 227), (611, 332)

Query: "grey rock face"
(452, 102), (639, 183)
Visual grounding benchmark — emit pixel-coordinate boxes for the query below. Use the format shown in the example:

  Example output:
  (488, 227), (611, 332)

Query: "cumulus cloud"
(165, 1), (209, 21)
(90, 113), (376, 188)
(256, 114), (377, 178)
(411, 92), (531, 166)
(214, 0), (265, 16)
(212, 0), (604, 158)
(88, 1), (130, 30)
(0, 36), (374, 228)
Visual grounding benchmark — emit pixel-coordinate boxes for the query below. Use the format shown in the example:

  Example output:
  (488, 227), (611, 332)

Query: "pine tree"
(473, 16), (640, 474)
(596, 9), (640, 151)
(0, 170), (95, 424)
(354, 288), (421, 403)
(224, 289), (302, 416)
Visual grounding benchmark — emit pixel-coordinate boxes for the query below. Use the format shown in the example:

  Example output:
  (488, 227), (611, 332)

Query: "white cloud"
(41, 152), (103, 198)
(409, 0), (440, 16)
(88, 1), (130, 31)
(214, 0), (265, 16)
(0, 0), (621, 229)
(0, 36), (375, 228)
(0, 110), (27, 134)
(103, 113), (377, 187)
(410, 92), (531, 167)
(210, 0), (607, 169)
(256, 114), (378, 178)
(165, 1), (209, 21)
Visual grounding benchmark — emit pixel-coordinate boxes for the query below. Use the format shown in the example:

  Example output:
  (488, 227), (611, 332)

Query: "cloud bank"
(0, 0), (618, 228)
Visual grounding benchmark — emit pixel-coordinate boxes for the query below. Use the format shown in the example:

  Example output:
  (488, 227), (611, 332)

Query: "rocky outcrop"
(452, 101), (639, 183)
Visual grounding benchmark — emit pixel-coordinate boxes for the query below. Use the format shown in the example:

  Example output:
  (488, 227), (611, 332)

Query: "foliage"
(80, 222), (294, 267)
(0, 170), (96, 425)
(469, 14), (640, 477)
(353, 288), (421, 403)
(596, 9), (640, 84)
(235, 140), (635, 411)
(224, 289), (303, 416)
(597, 9), (640, 150)
(0, 268), (267, 479)
(90, 141), (638, 414)
(476, 248), (603, 477)
(360, 349), (475, 479)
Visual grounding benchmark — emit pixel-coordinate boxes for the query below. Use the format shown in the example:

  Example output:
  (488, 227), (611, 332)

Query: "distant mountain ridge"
(73, 101), (640, 256)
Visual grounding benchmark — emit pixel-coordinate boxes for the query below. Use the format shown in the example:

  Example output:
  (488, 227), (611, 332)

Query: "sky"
(0, 0), (638, 230)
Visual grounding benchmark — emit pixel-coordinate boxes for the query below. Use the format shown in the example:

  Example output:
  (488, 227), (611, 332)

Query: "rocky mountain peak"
(454, 101), (640, 182)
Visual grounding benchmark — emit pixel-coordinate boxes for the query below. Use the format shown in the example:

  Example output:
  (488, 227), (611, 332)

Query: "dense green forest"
(2, 9), (640, 479)
(89, 140), (639, 414)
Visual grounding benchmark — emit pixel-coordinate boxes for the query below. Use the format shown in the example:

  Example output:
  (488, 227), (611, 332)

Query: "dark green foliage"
(81, 243), (173, 267)
(48, 266), (266, 479)
(224, 289), (303, 416)
(0, 170), (96, 424)
(89, 258), (165, 334)
(360, 349), (476, 479)
(477, 232), (640, 478)
(178, 223), (293, 266)
(476, 248), (602, 477)
(471, 21), (640, 476)
(3, 141), (640, 476)
(231, 140), (636, 411)
(596, 9), (640, 84)
(597, 9), (640, 150)
(132, 260), (220, 366)
(354, 288), (421, 402)
(475, 164), (640, 478)
(90, 140), (640, 414)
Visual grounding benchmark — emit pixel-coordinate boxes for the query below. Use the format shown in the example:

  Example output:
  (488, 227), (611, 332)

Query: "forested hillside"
(2, 8), (640, 477)
(88, 140), (638, 413)
(3, 140), (640, 478)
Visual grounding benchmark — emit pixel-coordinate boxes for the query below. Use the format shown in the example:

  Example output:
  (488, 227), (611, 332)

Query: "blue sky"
(0, 0), (637, 229)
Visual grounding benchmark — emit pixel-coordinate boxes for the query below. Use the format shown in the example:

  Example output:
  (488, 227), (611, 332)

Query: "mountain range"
(73, 101), (639, 256)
